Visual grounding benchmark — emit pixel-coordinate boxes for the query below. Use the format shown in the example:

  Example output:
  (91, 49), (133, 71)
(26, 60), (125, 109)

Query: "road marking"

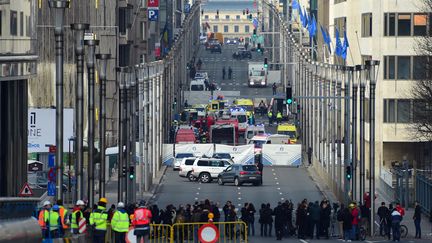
(279, 192), (283, 195)
(197, 187), (200, 190)
(238, 197), (242, 200)
(276, 182), (279, 185)
(238, 192), (241, 195)
(273, 173), (276, 175)
(277, 188), (281, 190)
(300, 240), (308, 243)
(238, 203), (242, 207)
(195, 197), (198, 201)
(237, 187), (241, 190)
(281, 198), (285, 201)
(275, 177), (278, 180)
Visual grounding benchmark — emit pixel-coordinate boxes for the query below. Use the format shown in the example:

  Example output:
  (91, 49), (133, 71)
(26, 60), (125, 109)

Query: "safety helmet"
(99, 197), (108, 203)
(43, 201), (51, 207)
(117, 202), (125, 208)
(52, 205), (60, 211)
(76, 200), (85, 206)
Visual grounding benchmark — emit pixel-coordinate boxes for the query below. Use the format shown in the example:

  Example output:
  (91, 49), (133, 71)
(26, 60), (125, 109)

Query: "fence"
(415, 172), (432, 215)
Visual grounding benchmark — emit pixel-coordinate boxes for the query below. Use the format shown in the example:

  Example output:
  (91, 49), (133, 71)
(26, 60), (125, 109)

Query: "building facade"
(328, 0), (431, 194)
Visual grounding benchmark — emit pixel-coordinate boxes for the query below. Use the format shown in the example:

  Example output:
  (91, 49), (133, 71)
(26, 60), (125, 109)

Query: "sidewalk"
(103, 165), (167, 205)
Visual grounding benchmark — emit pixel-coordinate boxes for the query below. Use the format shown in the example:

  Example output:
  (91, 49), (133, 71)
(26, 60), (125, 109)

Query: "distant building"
(0, 0), (38, 196)
(201, 1), (256, 42)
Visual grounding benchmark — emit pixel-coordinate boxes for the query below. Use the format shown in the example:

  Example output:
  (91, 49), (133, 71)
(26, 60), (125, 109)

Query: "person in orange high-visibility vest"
(131, 200), (152, 243)
(57, 199), (69, 230)
(39, 200), (52, 238)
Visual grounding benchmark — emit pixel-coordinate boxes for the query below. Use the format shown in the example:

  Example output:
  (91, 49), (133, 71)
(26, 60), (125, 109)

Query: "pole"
(84, 39), (99, 206)
(138, 66), (144, 197)
(344, 66), (353, 201)
(117, 68), (125, 203)
(68, 139), (71, 203)
(71, 23), (89, 201)
(130, 71), (137, 203)
(336, 67), (342, 197)
(359, 65), (365, 205)
(352, 71), (358, 201)
(144, 66), (150, 192)
(49, 0), (68, 202)
(125, 71), (131, 204)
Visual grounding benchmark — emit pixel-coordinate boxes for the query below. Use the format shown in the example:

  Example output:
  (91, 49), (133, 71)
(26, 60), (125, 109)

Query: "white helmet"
(76, 200), (85, 206)
(117, 202), (125, 208)
(43, 201), (51, 207)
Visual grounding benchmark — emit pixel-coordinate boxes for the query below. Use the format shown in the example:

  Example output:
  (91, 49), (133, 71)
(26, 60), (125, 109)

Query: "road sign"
(18, 182), (34, 197)
(198, 224), (219, 243)
(184, 3), (190, 13)
(48, 168), (56, 182)
(148, 8), (159, 21)
(48, 153), (55, 167)
(47, 181), (56, 196)
(48, 145), (56, 153)
(147, 0), (159, 8)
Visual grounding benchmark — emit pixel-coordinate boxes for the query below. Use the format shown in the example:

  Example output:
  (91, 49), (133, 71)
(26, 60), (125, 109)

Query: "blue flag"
(320, 25), (331, 53)
(341, 30), (349, 60)
(308, 15), (317, 37)
(292, 0), (299, 10)
(299, 6), (305, 27)
(303, 7), (309, 27)
(335, 28), (343, 57)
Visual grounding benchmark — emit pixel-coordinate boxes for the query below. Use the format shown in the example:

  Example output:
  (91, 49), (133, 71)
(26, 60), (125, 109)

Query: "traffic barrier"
(171, 221), (248, 243)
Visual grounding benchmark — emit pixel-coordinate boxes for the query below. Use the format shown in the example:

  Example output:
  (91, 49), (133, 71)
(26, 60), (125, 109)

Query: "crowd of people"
(37, 193), (428, 243)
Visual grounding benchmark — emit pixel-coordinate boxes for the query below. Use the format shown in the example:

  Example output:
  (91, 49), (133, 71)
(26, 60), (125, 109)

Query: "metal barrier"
(171, 221), (248, 243)
(149, 224), (173, 243)
(415, 172), (432, 215)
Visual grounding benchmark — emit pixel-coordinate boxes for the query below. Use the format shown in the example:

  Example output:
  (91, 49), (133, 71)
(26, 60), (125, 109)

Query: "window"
(236, 15), (240, 20)
(383, 56), (395, 79)
(204, 15), (209, 20)
(398, 13), (411, 36)
(197, 160), (209, 166)
(224, 25), (228, 32)
(414, 14), (427, 36)
(225, 15), (230, 20)
(334, 17), (346, 37)
(384, 13), (396, 36)
(139, 54), (145, 64)
(0, 11), (2, 36)
(26, 16), (30, 37)
(384, 99), (396, 123)
(215, 15), (219, 20)
(213, 25), (218, 32)
(413, 56), (427, 80)
(119, 7), (128, 34)
(10, 11), (17, 36)
(397, 100), (411, 123)
(20, 12), (23, 36)
(334, 0), (346, 3)
(245, 25), (250, 33)
(234, 25), (239, 33)
(139, 21), (145, 40)
(397, 56), (411, 80)
(361, 13), (372, 37)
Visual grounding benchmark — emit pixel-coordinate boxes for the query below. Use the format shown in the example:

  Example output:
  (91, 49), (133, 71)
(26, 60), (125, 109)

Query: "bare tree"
(412, 1), (432, 139)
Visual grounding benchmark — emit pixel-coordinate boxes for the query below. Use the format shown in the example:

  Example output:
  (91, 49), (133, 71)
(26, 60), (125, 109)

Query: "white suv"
(191, 158), (233, 183)
(179, 157), (198, 181)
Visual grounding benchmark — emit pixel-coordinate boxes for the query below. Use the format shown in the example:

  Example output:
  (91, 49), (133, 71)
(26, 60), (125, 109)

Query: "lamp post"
(336, 65), (342, 197)
(357, 65), (366, 204)
(49, 0), (69, 202)
(344, 66), (354, 201)
(137, 65), (145, 197)
(366, 59), (380, 235)
(68, 136), (75, 203)
(84, 38), (99, 206)
(71, 23), (89, 201)
(96, 53), (111, 197)
(352, 66), (359, 201)
(117, 68), (126, 203)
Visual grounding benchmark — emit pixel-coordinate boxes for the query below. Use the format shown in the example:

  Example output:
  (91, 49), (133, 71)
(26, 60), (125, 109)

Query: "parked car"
(179, 157), (198, 181)
(211, 44), (222, 53)
(173, 153), (194, 170)
(190, 158), (232, 183)
(212, 153), (233, 161)
(217, 164), (262, 186)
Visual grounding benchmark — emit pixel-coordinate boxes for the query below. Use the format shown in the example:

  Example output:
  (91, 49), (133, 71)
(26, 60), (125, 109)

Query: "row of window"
(0, 10), (30, 37)
(213, 25), (250, 33)
(335, 12), (430, 38)
(383, 56), (427, 80)
(204, 15), (244, 20)
(383, 99), (424, 124)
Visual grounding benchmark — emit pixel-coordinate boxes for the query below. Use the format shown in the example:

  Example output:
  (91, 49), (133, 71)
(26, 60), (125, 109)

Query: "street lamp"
(356, 64), (366, 204)
(68, 136), (75, 203)
(96, 53), (111, 198)
(84, 38), (99, 206)
(71, 23), (89, 201)
(49, 0), (69, 202)
(344, 66), (354, 201)
(366, 59), (380, 235)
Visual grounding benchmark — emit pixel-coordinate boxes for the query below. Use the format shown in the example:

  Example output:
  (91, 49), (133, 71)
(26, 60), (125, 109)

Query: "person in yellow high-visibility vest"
(111, 202), (130, 243)
(276, 111), (283, 125)
(38, 201), (51, 238)
(45, 204), (61, 238)
(90, 198), (109, 243)
(71, 200), (86, 234)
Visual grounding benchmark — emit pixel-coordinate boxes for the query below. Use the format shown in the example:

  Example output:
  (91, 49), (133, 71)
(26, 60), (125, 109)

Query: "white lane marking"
(237, 187), (241, 190)
(238, 192), (241, 195)
(277, 188), (281, 190)
(300, 240), (308, 243)
(196, 192), (200, 195)
(238, 197), (242, 200)
(281, 198), (285, 201)
(197, 187), (200, 190)
(238, 204), (242, 207)
(195, 197), (198, 201)
(276, 182), (279, 185)
(279, 192), (283, 195)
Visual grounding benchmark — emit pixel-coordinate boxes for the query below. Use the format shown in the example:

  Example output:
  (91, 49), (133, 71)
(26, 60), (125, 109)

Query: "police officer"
(90, 198), (109, 243)
(267, 110), (273, 126)
(276, 111), (283, 125)
(132, 200), (152, 243)
(71, 200), (86, 234)
(38, 200), (51, 238)
(111, 202), (130, 243)
(45, 204), (62, 238)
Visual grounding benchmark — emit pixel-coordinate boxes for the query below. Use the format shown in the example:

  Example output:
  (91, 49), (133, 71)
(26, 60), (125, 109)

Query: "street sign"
(48, 153), (55, 167)
(148, 8), (159, 21)
(48, 168), (56, 182)
(198, 224), (219, 243)
(184, 3), (190, 13)
(47, 181), (56, 196)
(18, 182), (34, 197)
(48, 145), (56, 153)
(147, 0), (159, 8)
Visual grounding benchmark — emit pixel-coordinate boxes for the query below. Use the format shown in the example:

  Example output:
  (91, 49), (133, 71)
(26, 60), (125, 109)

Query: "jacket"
(89, 206), (108, 231)
(342, 208), (353, 230)
(391, 210), (403, 224)
(351, 207), (359, 225)
(71, 207), (84, 229)
(111, 209), (130, 233)
(38, 209), (49, 229)
(132, 207), (152, 226)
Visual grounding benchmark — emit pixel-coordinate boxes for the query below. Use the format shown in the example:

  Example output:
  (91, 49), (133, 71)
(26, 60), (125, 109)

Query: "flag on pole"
(341, 30), (350, 60)
(320, 25), (332, 53)
(335, 27), (343, 57)
(308, 15), (317, 37)
(292, 0), (299, 9)
(299, 6), (305, 27)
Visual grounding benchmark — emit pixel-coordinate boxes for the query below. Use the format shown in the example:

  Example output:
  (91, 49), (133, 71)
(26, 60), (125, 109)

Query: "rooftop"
(202, 1), (256, 12)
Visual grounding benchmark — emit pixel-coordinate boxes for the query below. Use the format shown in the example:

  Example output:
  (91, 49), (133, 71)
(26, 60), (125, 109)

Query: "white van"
(230, 107), (248, 134)
(190, 79), (206, 91)
(191, 158), (233, 183)
(245, 125), (266, 144)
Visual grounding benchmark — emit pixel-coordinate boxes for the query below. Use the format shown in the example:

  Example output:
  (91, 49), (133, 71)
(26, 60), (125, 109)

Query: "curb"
(147, 165), (167, 203)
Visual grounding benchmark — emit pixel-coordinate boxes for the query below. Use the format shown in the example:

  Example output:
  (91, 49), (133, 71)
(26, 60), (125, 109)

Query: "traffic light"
(249, 14), (253, 20)
(246, 9), (249, 15)
(297, 104), (301, 113)
(346, 166), (352, 180)
(129, 166), (135, 180)
(264, 58), (268, 68)
(286, 87), (292, 104)
(253, 28), (257, 37)
(243, 10), (245, 15)
(257, 43), (261, 52)
(216, 10), (219, 15)
(201, 10), (204, 15)
(122, 166), (126, 176)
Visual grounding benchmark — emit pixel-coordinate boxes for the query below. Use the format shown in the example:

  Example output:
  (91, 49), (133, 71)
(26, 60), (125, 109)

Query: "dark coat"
(320, 205), (331, 227)
(274, 205), (285, 226)
(342, 208), (353, 230)
(309, 203), (321, 221)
